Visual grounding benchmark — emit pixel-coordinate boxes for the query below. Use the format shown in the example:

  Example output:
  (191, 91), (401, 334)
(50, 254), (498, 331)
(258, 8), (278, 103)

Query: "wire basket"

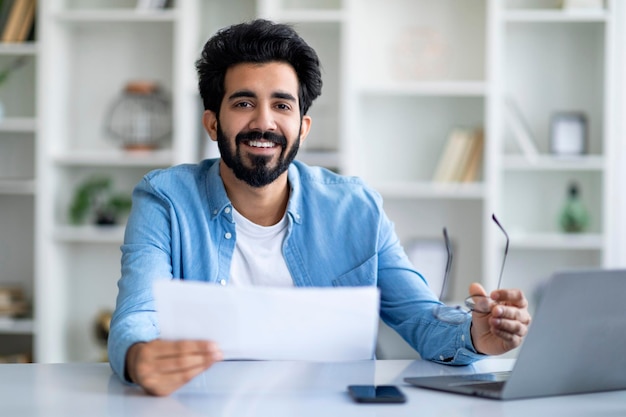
(104, 81), (172, 150)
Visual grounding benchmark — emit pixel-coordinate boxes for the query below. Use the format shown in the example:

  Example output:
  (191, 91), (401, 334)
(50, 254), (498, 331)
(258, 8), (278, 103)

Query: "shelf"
(54, 9), (178, 23)
(510, 232), (603, 250)
(502, 155), (604, 171)
(272, 9), (346, 23)
(53, 225), (125, 243)
(0, 117), (37, 133)
(359, 81), (487, 97)
(296, 150), (340, 168)
(504, 10), (609, 23)
(0, 179), (35, 195)
(372, 181), (485, 200)
(0, 317), (34, 335)
(53, 149), (174, 167)
(0, 43), (38, 55)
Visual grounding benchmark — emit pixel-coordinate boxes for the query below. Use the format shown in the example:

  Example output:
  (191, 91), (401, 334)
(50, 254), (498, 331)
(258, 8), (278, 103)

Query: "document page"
(153, 280), (380, 361)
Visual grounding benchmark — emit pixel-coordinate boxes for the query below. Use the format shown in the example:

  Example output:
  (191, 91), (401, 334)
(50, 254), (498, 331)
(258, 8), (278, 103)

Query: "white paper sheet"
(153, 280), (380, 361)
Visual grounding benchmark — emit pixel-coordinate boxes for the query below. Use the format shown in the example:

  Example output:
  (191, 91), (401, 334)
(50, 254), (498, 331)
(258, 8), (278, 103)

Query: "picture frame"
(550, 112), (588, 156)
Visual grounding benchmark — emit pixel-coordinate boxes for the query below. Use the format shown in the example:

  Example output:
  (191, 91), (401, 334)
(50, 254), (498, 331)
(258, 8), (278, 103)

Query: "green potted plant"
(69, 176), (132, 226)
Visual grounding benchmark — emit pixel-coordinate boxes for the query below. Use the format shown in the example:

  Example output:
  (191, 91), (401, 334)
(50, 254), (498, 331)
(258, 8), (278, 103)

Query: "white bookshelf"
(497, 0), (618, 304)
(34, 0), (199, 363)
(343, 0), (491, 302)
(0, 9), (38, 361)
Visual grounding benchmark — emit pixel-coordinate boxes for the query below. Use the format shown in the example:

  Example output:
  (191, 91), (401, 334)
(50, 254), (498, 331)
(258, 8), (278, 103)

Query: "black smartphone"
(347, 385), (407, 403)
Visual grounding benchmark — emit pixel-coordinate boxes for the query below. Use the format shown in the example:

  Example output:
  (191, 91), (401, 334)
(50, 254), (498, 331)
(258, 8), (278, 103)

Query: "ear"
(299, 115), (312, 145)
(202, 110), (218, 141)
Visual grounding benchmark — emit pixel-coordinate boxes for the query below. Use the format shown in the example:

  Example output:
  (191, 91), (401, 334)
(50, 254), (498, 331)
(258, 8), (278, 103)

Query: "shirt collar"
(205, 159), (304, 225)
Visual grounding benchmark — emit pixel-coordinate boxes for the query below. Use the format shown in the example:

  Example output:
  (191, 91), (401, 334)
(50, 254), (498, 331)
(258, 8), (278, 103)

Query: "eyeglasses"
(432, 214), (510, 324)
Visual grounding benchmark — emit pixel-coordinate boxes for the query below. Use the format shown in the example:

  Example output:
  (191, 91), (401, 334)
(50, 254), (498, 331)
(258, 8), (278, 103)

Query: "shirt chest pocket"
(331, 254), (377, 287)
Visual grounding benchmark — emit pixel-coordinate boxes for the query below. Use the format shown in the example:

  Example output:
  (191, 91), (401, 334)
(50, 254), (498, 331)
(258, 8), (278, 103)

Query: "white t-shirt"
(229, 207), (294, 287)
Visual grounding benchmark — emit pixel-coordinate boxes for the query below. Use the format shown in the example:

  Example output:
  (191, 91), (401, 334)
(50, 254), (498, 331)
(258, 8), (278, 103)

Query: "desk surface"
(1, 359), (625, 416)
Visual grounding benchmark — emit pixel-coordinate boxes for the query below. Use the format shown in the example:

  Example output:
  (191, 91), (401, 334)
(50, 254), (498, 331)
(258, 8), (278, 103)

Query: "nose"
(248, 102), (277, 132)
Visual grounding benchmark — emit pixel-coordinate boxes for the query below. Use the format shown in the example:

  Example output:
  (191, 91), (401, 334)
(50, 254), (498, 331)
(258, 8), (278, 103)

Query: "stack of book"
(0, 0), (36, 43)
(432, 127), (484, 183)
(0, 285), (28, 317)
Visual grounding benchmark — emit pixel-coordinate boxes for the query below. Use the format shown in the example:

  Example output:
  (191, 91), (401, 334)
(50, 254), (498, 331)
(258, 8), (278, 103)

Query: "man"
(109, 19), (531, 396)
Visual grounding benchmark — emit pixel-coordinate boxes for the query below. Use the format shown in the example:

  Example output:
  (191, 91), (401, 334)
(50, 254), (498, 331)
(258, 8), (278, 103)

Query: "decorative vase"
(559, 182), (589, 233)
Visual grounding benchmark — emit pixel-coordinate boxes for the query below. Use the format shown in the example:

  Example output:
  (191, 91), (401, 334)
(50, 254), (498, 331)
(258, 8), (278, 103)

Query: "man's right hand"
(126, 339), (223, 396)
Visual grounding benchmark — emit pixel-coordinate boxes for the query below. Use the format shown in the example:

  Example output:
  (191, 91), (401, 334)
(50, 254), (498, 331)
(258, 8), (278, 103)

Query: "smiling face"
(203, 62), (312, 188)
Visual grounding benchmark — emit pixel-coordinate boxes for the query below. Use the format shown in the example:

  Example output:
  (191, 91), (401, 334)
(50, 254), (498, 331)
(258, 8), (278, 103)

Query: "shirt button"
(224, 207), (231, 214)
(461, 334), (465, 342)
(213, 209), (218, 215)
(224, 232), (232, 239)
(439, 355), (444, 361)
(220, 279), (226, 286)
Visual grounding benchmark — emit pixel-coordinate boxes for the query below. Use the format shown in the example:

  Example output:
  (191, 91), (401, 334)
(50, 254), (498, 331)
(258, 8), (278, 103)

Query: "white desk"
(1, 359), (625, 416)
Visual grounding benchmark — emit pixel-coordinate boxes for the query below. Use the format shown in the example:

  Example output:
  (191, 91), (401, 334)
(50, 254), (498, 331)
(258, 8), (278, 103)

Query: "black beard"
(216, 125), (300, 188)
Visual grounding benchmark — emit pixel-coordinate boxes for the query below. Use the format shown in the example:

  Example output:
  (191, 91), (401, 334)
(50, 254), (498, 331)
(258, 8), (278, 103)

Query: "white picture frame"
(550, 112), (587, 156)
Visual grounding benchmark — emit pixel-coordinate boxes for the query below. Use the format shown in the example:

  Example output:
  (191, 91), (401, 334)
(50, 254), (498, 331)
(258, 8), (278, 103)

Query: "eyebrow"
(227, 90), (297, 103)
(272, 92), (297, 102)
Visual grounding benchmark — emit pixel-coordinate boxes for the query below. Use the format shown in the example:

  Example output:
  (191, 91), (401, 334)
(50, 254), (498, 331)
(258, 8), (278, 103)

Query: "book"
(0, 0), (31, 43)
(432, 128), (480, 183)
(505, 96), (539, 163)
(1, 0), (25, 42)
(432, 129), (466, 183)
(460, 129), (484, 183)
(432, 128), (484, 183)
(0, 286), (28, 317)
(13, 0), (34, 42)
(448, 129), (477, 182)
(0, 1), (15, 35)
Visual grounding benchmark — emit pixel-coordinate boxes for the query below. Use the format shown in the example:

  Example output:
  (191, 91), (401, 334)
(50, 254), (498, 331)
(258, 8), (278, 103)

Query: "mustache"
(236, 130), (287, 146)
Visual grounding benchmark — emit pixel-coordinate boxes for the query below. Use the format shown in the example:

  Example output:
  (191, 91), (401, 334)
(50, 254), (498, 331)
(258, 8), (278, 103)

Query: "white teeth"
(248, 140), (276, 148)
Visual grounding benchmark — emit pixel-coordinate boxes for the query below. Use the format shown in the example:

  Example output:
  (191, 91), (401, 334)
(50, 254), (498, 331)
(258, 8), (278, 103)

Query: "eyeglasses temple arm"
(441, 227), (453, 300)
(492, 214), (509, 290)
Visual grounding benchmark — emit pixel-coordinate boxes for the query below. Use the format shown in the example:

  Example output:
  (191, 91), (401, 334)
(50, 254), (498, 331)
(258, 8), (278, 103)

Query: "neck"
(219, 161), (290, 226)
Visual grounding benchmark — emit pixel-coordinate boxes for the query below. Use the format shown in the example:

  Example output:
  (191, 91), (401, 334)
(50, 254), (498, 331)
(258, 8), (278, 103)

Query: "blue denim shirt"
(108, 159), (483, 381)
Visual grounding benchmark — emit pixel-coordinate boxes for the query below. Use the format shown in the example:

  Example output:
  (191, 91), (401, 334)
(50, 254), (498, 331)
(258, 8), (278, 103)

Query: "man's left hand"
(469, 283), (532, 356)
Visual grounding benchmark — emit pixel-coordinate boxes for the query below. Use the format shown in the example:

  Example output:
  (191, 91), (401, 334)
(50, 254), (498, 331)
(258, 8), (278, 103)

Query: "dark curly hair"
(196, 19), (322, 117)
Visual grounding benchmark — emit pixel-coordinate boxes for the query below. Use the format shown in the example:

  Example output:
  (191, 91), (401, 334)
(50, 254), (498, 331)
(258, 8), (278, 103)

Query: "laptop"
(404, 269), (626, 400)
